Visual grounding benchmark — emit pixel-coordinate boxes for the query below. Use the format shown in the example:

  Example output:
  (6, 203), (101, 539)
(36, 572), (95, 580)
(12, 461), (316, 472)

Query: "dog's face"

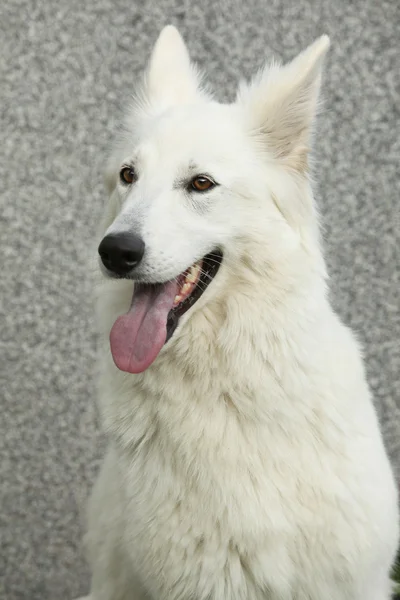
(99, 26), (329, 374)
(103, 103), (252, 284)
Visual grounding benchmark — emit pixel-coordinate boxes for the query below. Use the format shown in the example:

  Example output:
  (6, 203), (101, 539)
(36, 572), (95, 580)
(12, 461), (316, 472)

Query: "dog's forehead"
(139, 103), (245, 161)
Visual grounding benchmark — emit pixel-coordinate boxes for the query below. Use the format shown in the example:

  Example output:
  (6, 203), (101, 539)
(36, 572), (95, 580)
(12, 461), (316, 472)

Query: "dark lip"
(166, 250), (223, 343)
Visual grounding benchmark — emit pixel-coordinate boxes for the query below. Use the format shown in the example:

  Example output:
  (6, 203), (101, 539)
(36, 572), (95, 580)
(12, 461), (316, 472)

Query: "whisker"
(204, 256), (236, 276)
(203, 256), (221, 264)
(198, 269), (215, 283)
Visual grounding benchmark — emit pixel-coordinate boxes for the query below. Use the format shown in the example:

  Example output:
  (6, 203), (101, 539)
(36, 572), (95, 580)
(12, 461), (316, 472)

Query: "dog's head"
(98, 26), (329, 374)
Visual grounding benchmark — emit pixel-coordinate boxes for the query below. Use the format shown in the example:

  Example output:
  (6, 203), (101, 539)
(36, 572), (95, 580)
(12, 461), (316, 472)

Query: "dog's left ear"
(237, 36), (330, 173)
(144, 25), (206, 112)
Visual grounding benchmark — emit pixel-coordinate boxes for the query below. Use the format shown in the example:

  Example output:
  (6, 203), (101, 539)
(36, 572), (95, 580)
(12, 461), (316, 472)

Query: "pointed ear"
(144, 25), (205, 111)
(237, 36), (330, 172)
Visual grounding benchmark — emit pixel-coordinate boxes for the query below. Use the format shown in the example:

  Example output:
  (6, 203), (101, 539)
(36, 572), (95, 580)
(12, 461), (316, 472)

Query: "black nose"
(98, 233), (145, 276)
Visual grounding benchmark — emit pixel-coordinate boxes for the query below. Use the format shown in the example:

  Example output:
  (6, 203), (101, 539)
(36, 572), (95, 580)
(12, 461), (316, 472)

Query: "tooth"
(186, 263), (200, 283)
(174, 294), (182, 305)
(181, 282), (191, 295)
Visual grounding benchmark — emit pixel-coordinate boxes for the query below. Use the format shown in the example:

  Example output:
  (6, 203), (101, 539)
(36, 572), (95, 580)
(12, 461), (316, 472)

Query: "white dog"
(81, 26), (399, 600)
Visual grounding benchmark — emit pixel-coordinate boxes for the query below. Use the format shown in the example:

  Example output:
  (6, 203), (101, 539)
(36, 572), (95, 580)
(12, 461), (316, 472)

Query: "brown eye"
(120, 167), (136, 185)
(190, 175), (216, 193)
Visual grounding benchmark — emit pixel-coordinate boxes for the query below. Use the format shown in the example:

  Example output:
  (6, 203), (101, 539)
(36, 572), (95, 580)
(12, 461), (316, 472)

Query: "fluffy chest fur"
(93, 282), (397, 600)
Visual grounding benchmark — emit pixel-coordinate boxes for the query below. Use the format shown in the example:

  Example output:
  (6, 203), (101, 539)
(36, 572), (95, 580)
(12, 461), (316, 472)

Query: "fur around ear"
(142, 25), (207, 114)
(104, 26), (210, 194)
(237, 36), (330, 172)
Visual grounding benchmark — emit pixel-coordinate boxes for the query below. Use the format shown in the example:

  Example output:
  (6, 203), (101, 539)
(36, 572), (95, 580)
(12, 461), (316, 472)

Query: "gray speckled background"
(0, 0), (399, 598)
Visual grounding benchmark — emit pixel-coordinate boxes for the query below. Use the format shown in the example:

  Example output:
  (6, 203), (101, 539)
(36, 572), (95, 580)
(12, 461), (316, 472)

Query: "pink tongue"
(110, 280), (179, 374)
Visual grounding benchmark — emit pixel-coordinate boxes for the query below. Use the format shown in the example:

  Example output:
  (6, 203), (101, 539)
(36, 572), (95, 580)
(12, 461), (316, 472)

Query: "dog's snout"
(98, 233), (145, 276)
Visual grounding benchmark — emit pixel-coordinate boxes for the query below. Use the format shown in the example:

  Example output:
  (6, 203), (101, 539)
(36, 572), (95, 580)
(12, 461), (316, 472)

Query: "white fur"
(82, 26), (399, 600)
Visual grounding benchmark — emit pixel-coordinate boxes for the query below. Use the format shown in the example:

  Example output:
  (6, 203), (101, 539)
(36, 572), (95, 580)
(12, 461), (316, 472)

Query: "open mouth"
(109, 251), (223, 374)
(166, 251), (223, 341)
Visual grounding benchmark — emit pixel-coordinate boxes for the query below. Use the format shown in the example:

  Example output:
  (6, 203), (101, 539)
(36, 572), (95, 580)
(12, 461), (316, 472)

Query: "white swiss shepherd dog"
(80, 25), (399, 600)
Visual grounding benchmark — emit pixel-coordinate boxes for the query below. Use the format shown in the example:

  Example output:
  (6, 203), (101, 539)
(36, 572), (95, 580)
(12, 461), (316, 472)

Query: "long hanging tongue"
(110, 280), (179, 374)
